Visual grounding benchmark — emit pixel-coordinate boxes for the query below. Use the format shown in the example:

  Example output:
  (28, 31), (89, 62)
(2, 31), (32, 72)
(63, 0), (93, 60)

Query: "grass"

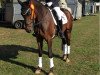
(0, 13), (99, 75)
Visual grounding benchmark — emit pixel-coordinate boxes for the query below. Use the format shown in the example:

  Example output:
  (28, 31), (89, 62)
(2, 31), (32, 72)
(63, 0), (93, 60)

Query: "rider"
(45, 0), (65, 39)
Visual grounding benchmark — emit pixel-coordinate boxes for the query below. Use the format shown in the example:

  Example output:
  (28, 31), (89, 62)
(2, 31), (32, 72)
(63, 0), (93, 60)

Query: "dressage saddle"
(52, 9), (65, 39)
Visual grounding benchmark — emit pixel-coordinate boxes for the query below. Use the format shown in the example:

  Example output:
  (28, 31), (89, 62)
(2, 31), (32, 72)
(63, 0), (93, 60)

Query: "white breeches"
(46, 2), (62, 20)
(53, 7), (62, 20)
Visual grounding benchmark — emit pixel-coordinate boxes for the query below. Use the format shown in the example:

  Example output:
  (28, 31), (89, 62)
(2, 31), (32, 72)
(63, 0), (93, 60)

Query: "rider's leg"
(53, 7), (65, 38)
(53, 7), (62, 20)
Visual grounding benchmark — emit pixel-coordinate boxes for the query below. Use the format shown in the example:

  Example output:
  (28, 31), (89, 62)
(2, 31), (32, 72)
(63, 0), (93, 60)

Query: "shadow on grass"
(0, 45), (61, 59)
(0, 45), (38, 59)
(0, 45), (61, 74)
(0, 22), (14, 29)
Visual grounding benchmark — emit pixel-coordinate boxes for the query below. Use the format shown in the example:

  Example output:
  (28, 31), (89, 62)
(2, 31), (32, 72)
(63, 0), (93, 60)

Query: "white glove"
(46, 2), (53, 7)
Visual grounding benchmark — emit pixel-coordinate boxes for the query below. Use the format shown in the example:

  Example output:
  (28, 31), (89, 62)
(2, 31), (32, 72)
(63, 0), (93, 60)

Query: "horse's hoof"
(48, 71), (54, 75)
(66, 58), (70, 63)
(35, 68), (41, 74)
(63, 55), (67, 61)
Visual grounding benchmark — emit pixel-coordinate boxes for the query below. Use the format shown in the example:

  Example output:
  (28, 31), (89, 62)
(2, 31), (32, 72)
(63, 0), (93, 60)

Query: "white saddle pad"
(61, 11), (68, 24)
(49, 9), (68, 25)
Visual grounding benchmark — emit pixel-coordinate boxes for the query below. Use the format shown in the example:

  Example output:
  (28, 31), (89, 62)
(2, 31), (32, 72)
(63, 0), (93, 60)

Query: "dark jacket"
(45, 0), (59, 7)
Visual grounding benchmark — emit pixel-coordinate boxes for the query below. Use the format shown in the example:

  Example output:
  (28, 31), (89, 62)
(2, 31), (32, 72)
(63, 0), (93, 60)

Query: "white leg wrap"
(67, 46), (70, 54)
(63, 44), (70, 54)
(63, 44), (67, 54)
(50, 58), (54, 68)
(38, 57), (42, 68)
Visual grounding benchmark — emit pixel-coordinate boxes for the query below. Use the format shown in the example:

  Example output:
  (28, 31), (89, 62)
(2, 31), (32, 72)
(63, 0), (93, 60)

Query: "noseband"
(21, 4), (36, 27)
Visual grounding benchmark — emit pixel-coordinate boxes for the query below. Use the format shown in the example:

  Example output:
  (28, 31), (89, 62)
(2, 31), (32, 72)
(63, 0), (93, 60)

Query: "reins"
(23, 1), (50, 27)
(33, 10), (49, 26)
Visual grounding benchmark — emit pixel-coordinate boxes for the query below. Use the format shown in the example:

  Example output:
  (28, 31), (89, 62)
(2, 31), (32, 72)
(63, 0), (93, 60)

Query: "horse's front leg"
(47, 39), (54, 75)
(35, 37), (43, 74)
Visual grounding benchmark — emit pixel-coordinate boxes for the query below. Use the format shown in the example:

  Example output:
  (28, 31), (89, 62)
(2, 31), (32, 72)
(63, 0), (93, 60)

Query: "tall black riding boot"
(58, 20), (65, 39)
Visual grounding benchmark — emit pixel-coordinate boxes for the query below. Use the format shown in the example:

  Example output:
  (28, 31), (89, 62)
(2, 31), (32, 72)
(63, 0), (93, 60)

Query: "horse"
(17, 0), (73, 75)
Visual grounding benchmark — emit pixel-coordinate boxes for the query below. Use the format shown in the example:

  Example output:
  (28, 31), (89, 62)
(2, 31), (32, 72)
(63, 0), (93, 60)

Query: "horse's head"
(18, 0), (35, 33)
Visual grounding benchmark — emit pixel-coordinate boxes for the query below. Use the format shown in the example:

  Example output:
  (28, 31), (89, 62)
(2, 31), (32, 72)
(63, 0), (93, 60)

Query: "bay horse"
(18, 0), (73, 75)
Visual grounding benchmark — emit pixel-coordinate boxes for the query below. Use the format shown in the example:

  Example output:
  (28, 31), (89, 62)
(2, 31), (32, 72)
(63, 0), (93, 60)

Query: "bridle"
(21, 1), (49, 27)
(22, 8), (30, 15)
(21, 3), (36, 27)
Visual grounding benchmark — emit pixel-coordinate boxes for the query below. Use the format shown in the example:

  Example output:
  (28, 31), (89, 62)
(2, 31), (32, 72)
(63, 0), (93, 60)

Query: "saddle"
(51, 9), (68, 25)
(50, 9), (67, 37)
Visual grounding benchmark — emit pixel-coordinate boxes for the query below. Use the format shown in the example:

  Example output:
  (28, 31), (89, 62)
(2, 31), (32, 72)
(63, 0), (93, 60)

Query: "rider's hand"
(46, 2), (53, 7)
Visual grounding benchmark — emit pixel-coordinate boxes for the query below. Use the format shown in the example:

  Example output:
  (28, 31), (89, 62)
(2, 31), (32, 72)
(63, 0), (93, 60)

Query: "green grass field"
(0, 14), (99, 75)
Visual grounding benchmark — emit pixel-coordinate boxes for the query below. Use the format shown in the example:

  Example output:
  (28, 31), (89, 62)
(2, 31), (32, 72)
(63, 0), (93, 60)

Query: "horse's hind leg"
(62, 29), (71, 63)
(35, 37), (43, 74)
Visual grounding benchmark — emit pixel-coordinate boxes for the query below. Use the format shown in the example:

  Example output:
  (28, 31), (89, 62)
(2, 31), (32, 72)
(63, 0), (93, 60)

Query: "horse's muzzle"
(24, 26), (33, 33)
(25, 29), (32, 33)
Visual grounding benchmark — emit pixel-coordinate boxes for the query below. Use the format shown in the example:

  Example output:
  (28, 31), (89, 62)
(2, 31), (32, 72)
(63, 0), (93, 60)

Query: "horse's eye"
(21, 8), (26, 15)
(27, 10), (31, 15)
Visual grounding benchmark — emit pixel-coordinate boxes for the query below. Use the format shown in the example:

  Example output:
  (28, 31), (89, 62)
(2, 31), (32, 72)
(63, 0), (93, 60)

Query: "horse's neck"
(33, 1), (48, 21)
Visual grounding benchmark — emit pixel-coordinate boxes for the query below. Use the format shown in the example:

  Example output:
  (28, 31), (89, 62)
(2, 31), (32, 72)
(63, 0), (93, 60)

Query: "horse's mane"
(23, 0), (47, 10)
(31, 0), (47, 9)
(31, 0), (49, 21)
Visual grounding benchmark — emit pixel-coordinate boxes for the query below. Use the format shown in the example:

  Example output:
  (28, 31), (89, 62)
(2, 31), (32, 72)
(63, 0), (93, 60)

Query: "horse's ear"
(17, 0), (22, 5)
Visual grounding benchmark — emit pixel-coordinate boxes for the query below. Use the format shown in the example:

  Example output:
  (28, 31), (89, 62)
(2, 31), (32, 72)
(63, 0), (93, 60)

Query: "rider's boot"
(58, 20), (65, 39)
